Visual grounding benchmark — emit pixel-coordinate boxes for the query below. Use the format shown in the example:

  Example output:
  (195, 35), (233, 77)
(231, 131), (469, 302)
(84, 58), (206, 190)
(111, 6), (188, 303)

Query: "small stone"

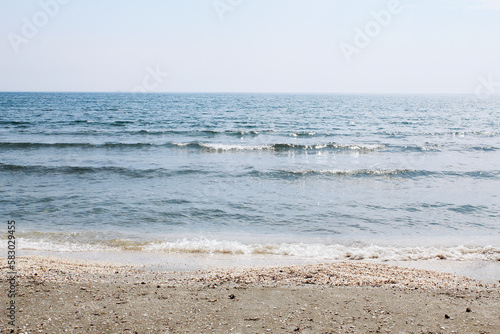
(229, 294), (235, 299)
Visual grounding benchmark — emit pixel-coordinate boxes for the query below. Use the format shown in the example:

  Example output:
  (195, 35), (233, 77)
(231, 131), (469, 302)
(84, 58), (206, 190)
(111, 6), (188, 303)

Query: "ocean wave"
(467, 145), (498, 151)
(399, 144), (442, 152)
(382, 130), (500, 137)
(15, 236), (500, 262)
(71, 120), (135, 125)
(111, 120), (136, 126)
(3, 140), (499, 153)
(175, 142), (387, 152)
(125, 129), (277, 137)
(72, 120), (98, 124)
(275, 169), (422, 177)
(274, 169), (500, 179)
(0, 141), (156, 149)
(2, 163), (499, 179)
(0, 163), (207, 177)
(0, 140), (387, 152)
(0, 120), (32, 126)
(197, 143), (273, 151)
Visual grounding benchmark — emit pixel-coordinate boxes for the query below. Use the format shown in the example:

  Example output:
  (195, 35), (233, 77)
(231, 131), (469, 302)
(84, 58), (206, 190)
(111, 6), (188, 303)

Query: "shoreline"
(1, 256), (499, 333)
(19, 249), (500, 283)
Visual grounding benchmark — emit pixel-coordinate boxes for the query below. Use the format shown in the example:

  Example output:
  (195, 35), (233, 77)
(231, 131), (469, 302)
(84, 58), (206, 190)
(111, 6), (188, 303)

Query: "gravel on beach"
(1, 256), (499, 333)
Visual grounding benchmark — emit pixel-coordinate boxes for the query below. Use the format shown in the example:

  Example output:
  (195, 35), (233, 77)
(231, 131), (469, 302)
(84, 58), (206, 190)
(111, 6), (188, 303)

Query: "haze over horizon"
(1, 0), (499, 94)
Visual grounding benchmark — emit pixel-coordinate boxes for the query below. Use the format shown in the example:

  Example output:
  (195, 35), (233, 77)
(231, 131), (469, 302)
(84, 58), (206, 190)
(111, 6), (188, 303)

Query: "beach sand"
(1, 256), (499, 333)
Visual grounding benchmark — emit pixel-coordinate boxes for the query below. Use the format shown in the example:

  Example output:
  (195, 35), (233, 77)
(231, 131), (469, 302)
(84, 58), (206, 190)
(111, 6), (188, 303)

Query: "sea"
(1, 92), (499, 279)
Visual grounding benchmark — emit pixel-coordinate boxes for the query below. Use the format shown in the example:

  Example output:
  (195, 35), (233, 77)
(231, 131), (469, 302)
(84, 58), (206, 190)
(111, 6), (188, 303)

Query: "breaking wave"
(14, 234), (500, 262)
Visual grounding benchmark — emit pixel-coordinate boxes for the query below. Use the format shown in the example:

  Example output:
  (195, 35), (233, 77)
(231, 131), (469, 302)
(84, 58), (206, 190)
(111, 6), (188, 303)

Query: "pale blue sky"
(1, 0), (499, 93)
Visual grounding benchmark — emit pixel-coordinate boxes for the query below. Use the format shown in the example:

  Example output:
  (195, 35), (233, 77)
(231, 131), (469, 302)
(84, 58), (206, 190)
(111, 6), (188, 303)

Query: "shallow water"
(1, 92), (499, 265)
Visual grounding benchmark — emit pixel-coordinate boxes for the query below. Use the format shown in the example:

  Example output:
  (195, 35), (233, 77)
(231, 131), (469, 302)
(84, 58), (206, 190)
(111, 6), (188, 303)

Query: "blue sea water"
(1, 92), (499, 265)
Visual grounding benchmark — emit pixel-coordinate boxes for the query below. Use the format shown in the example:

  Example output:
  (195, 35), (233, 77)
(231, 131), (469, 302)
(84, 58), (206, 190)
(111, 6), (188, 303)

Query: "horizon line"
(0, 91), (488, 96)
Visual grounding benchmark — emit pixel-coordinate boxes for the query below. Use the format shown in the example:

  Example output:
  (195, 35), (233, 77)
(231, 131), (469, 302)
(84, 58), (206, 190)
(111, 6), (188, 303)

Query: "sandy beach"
(1, 256), (499, 333)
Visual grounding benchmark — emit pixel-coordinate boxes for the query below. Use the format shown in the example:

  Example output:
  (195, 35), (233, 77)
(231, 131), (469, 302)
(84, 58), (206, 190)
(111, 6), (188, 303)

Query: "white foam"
(18, 237), (500, 262)
(278, 168), (414, 176)
(199, 143), (272, 151)
(18, 238), (117, 253)
(141, 240), (500, 261)
(330, 143), (386, 151)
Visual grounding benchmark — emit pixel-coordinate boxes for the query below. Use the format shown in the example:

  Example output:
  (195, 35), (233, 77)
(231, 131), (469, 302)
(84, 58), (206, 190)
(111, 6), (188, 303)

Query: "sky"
(0, 0), (499, 94)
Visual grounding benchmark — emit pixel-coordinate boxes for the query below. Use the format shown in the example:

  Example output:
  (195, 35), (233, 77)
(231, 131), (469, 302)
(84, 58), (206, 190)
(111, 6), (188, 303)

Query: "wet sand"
(1, 256), (499, 333)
